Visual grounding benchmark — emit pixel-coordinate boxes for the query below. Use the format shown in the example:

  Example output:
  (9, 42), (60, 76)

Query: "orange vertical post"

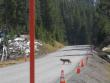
(75, 66), (81, 74)
(60, 70), (66, 83)
(80, 59), (84, 67)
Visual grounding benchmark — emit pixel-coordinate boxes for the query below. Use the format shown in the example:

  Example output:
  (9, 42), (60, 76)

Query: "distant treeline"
(0, 0), (110, 47)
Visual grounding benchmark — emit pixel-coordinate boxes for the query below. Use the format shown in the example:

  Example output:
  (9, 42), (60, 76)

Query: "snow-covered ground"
(0, 45), (92, 83)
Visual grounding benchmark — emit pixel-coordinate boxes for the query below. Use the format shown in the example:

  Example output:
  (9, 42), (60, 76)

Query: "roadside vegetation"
(0, 0), (110, 65)
(0, 0), (110, 47)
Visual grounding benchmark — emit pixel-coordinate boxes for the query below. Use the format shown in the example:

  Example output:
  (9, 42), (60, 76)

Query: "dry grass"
(0, 60), (17, 68)
(0, 57), (30, 68)
(43, 41), (64, 53)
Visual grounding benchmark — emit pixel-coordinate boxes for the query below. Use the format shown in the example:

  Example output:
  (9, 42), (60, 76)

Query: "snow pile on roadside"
(102, 45), (110, 52)
(8, 36), (42, 58)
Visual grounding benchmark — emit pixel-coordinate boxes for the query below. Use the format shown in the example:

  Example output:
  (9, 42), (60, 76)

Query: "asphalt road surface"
(0, 45), (92, 83)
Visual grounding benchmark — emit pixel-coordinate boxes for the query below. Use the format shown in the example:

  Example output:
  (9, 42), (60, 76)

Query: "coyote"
(60, 58), (71, 64)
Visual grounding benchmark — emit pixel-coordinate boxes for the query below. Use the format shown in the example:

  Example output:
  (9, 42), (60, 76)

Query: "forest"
(0, 0), (110, 48)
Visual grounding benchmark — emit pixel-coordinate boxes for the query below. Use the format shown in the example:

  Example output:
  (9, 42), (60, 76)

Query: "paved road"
(0, 45), (92, 83)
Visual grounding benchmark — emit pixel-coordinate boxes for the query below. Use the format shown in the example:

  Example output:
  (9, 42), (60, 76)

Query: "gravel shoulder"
(67, 53), (110, 83)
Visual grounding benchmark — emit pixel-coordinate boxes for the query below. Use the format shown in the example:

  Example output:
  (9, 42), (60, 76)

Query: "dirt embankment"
(67, 53), (110, 83)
